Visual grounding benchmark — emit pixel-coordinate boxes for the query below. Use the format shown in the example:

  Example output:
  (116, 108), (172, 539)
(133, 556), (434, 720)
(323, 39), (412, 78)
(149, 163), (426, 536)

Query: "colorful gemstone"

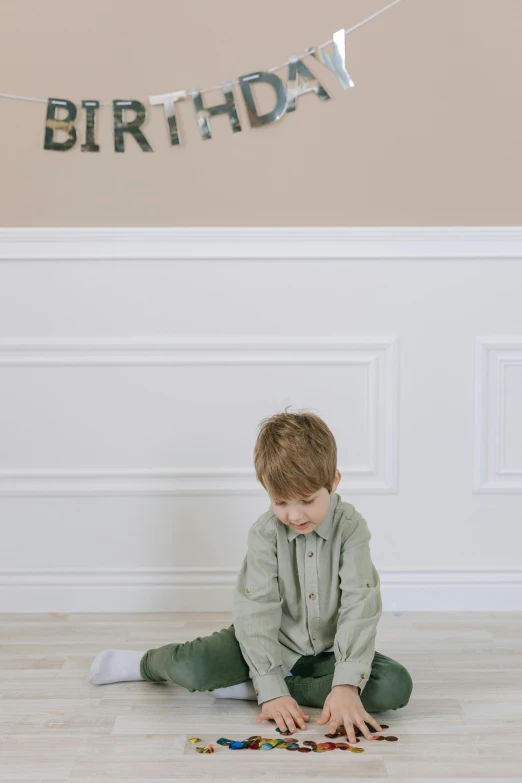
(196, 744), (214, 753)
(188, 737), (202, 743)
(247, 735), (262, 741)
(335, 742), (351, 749)
(216, 737), (232, 746)
(286, 745), (299, 751)
(303, 740), (317, 747)
(384, 735), (399, 741)
(350, 746), (365, 753)
(260, 742), (274, 750)
(229, 741), (245, 749)
(276, 727), (293, 735)
(298, 746), (311, 752)
(313, 747), (327, 752)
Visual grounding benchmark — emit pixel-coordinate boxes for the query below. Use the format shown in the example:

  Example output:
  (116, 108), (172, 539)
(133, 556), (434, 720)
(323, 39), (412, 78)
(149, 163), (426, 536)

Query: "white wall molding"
(0, 336), (398, 496)
(1, 227), (522, 260)
(1, 567), (520, 612)
(474, 337), (522, 492)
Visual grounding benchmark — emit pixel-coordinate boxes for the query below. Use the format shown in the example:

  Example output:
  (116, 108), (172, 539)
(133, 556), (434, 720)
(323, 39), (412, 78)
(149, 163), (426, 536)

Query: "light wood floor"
(1, 611), (521, 782)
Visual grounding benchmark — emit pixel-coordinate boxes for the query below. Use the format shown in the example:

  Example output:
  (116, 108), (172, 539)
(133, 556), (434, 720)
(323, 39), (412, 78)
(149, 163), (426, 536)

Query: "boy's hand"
(256, 695), (310, 733)
(317, 684), (383, 741)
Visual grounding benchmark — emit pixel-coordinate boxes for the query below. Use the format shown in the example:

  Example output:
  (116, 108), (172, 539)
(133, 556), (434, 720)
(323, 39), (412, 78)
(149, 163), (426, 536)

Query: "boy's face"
(269, 469), (341, 535)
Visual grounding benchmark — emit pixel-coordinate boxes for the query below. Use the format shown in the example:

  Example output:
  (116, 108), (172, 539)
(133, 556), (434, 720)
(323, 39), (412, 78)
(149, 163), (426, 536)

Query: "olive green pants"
(140, 625), (413, 712)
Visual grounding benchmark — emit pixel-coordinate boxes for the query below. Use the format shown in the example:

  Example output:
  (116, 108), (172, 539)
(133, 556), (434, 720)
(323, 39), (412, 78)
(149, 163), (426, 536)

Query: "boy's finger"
(365, 715), (383, 732)
(317, 708), (330, 724)
(356, 718), (374, 741)
(328, 715), (341, 734)
(274, 713), (287, 733)
(292, 708), (307, 730)
(282, 710), (297, 733)
(345, 722), (357, 743)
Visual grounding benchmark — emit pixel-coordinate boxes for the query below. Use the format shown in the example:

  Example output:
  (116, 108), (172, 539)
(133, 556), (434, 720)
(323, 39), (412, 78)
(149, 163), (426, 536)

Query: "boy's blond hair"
(254, 406), (338, 500)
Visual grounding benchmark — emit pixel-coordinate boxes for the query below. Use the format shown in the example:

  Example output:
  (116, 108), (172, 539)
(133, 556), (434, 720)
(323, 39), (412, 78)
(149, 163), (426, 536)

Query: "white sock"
(210, 670), (292, 701)
(211, 680), (257, 700)
(88, 649), (147, 685)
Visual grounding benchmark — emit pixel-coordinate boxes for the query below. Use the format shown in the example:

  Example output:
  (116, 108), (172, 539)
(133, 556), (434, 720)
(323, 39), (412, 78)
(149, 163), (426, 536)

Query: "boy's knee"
(169, 654), (215, 692)
(365, 660), (413, 713)
(388, 661), (413, 709)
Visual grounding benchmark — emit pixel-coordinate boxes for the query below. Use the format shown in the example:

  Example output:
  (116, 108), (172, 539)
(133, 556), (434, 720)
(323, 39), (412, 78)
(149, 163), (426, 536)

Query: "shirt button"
(255, 689), (258, 695)
(366, 582), (371, 588)
(312, 633), (317, 640)
(309, 593), (316, 600)
(307, 551), (314, 557)
(246, 587), (251, 593)
(361, 673), (368, 679)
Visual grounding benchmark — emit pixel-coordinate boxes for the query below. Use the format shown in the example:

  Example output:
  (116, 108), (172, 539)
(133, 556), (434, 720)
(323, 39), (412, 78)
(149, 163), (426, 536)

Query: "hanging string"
(0, 0), (403, 106)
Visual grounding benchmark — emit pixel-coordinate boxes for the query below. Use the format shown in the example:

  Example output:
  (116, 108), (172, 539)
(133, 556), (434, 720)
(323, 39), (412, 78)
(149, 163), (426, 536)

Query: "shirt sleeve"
(331, 514), (383, 693)
(232, 519), (290, 704)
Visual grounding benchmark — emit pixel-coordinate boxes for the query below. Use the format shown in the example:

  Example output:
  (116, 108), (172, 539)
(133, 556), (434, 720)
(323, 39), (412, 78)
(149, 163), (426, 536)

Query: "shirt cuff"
(331, 661), (372, 693)
(252, 667), (291, 704)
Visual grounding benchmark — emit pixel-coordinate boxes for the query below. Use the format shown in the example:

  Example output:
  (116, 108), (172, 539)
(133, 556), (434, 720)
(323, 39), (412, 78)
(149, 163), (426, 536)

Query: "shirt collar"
(276, 491), (340, 542)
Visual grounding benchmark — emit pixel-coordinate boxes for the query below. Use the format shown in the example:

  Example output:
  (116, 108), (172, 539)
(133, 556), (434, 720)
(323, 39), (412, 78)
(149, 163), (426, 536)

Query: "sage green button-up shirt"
(233, 491), (382, 705)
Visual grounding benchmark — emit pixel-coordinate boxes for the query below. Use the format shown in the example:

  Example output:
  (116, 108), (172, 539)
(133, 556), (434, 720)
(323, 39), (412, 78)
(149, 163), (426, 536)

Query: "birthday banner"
(0, 0), (402, 153)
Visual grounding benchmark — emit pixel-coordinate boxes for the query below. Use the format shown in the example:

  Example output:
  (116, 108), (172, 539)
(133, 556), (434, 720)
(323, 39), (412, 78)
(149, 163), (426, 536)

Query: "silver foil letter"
(190, 82), (241, 141)
(113, 100), (153, 152)
(306, 29), (354, 90)
(149, 90), (187, 146)
(238, 71), (287, 127)
(81, 100), (100, 152)
(44, 98), (77, 151)
(286, 56), (331, 112)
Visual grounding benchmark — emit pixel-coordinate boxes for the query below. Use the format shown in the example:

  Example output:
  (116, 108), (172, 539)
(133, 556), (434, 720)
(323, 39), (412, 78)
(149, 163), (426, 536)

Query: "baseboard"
(1, 226), (522, 260)
(1, 567), (520, 612)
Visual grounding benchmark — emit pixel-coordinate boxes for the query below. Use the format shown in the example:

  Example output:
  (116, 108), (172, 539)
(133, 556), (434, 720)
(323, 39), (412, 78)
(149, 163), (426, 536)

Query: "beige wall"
(1, 0), (521, 227)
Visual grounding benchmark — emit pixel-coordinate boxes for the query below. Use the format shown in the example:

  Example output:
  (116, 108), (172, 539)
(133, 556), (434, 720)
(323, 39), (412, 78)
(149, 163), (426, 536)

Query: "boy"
(89, 409), (412, 742)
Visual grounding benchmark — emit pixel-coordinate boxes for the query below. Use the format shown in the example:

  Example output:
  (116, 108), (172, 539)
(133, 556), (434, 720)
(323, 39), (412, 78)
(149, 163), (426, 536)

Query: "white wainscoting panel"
(0, 337), (397, 496)
(474, 337), (522, 492)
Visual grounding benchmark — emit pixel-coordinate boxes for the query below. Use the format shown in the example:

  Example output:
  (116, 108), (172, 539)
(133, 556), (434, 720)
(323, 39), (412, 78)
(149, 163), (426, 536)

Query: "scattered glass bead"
(230, 741), (245, 749)
(286, 745), (299, 751)
(188, 737), (202, 743)
(196, 744), (214, 753)
(303, 740), (317, 748)
(349, 746), (365, 753)
(216, 737), (232, 746)
(298, 746), (311, 752)
(313, 747), (327, 752)
(335, 742), (351, 749)
(260, 742), (274, 750)
(384, 735), (398, 741)
(276, 727), (293, 735)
